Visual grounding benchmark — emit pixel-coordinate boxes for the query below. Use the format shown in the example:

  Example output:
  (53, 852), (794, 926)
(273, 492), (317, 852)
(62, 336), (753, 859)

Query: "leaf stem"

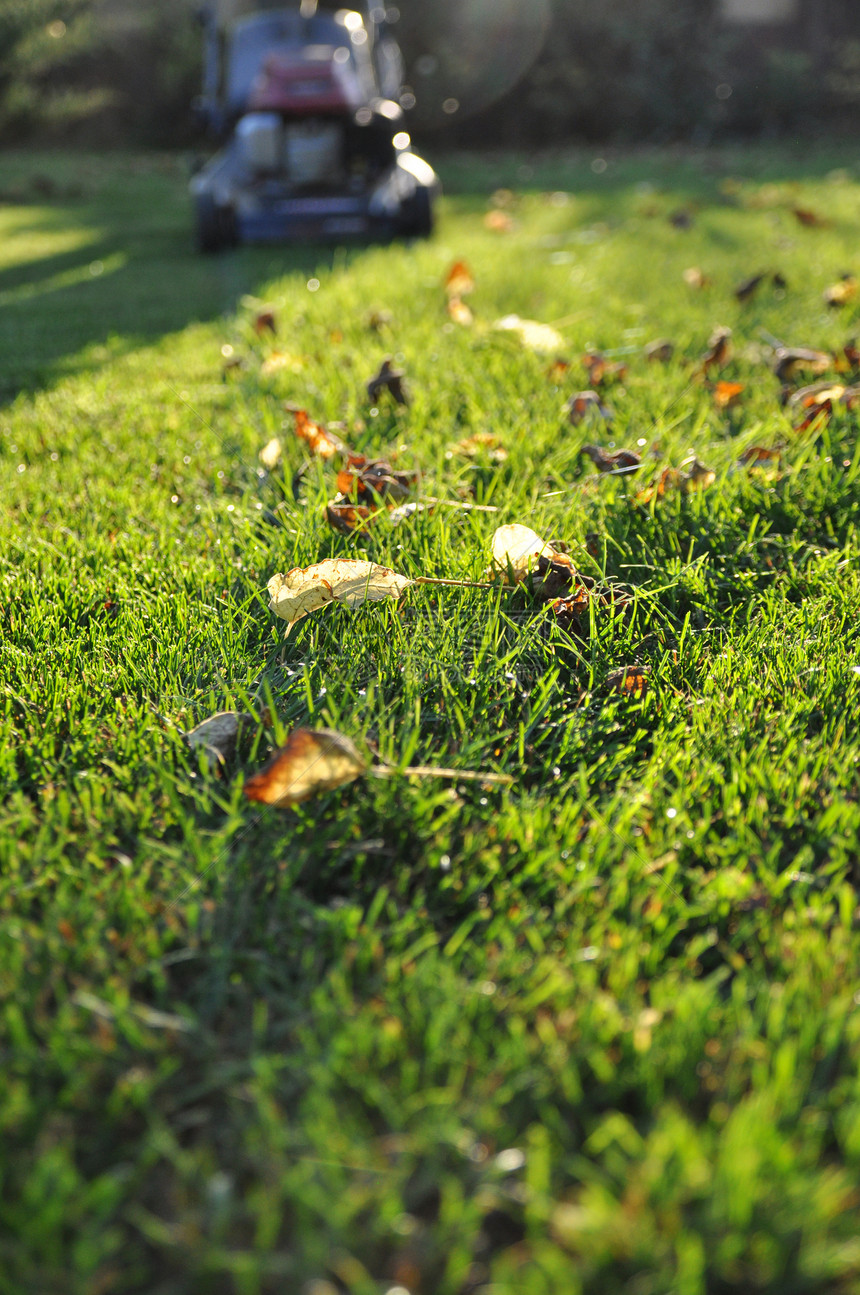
(369, 765), (512, 786)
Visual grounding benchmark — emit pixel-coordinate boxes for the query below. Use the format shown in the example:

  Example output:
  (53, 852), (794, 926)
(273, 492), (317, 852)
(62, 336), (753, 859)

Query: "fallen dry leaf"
(367, 357), (409, 406)
(713, 380), (745, 409)
(290, 408), (345, 460)
(447, 297), (474, 326)
(644, 338), (675, 363)
(484, 210), (514, 232)
(739, 444), (783, 466)
(734, 272), (767, 303)
(451, 432), (508, 462)
(566, 390), (613, 426)
(582, 351), (628, 385)
(268, 559), (412, 629)
(244, 727), (367, 806)
(366, 309), (393, 332)
(546, 359), (572, 381)
(772, 346), (832, 381)
(793, 207), (829, 228)
(489, 524), (556, 583)
(606, 666), (649, 698)
(260, 350), (305, 377)
(254, 309), (277, 336)
(824, 275), (858, 308)
(185, 711), (254, 770)
(325, 501), (374, 535)
(336, 453), (419, 503)
(699, 326), (732, 374)
(494, 315), (564, 353)
(259, 437), (282, 470)
(683, 266), (711, 290)
(445, 260), (476, 298)
(683, 457), (716, 491)
(581, 444), (641, 473)
(636, 457), (714, 503)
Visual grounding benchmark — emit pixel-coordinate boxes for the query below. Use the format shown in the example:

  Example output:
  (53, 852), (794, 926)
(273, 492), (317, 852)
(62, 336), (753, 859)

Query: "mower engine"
(190, 3), (438, 250)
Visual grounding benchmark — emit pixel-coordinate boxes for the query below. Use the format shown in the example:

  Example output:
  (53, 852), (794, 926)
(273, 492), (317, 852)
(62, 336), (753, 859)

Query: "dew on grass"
(666, 807), (678, 819)
(439, 854), (451, 870)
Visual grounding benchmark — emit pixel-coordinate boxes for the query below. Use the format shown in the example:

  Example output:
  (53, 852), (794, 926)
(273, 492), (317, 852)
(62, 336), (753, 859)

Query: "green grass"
(2, 144), (860, 1295)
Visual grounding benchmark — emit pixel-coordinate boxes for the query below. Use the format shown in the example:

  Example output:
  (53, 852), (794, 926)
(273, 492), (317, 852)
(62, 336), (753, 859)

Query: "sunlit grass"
(2, 146), (860, 1294)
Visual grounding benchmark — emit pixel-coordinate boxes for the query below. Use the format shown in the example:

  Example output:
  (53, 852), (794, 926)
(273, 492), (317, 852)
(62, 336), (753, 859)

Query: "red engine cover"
(248, 54), (362, 116)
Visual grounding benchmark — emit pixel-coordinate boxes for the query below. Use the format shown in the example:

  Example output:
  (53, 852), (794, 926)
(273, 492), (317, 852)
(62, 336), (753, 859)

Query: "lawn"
(2, 144), (860, 1294)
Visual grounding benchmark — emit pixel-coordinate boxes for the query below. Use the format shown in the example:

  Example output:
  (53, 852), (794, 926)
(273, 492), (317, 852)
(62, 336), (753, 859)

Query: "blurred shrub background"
(0, 0), (857, 148)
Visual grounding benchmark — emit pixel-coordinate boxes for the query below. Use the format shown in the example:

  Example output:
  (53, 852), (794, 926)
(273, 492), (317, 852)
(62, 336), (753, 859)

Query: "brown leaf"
(254, 309), (277, 336)
(260, 350), (305, 377)
(546, 359), (572, 381)
(445, 260), (475, 298)
(669, 209), (694, 229)
(582, 351), (627, 385)
(566, 390), (613, 426)
(699, 326), (732, 374)
(268, 559), (412, 629)
(843, 339), (860, 369)
(739, 444), (783, 466)
(290, 408), (345, 460)
(793, 207), (829, 228)
(488, 524), (556, 583)
(447, 296), (474, 326)
(533, 550), (579, 600)
(606, 666), (649, 698)
(644, 338), (675, 363)
(325, 501), (374, 535)
(451, 432), (508, 462)
(683, 266), (711, 290)
(683, 458), (716, 491)
(244, 727), (367, 807)
(581, 444), (642, 474)
(824, 275), (858, 308)
(367, 357), (409, 406)
(734, 272), (767, 303)
(185, 711), (253, 770)
(336, 453), (419, 503)
(772, 346), (832, 381)
(366, 309), (393, 332)
(484, 210), (514, 232)
(713, 380), (745, 409)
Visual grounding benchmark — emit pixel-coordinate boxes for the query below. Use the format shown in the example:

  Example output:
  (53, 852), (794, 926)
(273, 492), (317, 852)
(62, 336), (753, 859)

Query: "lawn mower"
(190, 0), (438, 250)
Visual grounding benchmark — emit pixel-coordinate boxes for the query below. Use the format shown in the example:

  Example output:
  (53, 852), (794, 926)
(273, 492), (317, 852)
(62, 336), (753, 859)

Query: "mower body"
(191, 3), (437, 250)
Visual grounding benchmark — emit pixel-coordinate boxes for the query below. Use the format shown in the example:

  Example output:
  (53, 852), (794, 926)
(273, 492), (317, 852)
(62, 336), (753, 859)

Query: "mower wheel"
(399, 186), (434, 239)
(195, 194), (236, 253)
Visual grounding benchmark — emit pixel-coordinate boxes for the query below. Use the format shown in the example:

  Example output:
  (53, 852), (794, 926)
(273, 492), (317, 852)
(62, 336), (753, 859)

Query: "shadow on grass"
(0, 152), (366, 404)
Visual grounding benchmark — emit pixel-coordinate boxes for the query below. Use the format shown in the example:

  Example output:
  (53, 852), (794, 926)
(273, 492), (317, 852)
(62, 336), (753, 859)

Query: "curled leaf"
(185, 711), (254, 771)
(824, 275), (858, 308)
(606, 666), (649, 698)
(699, 326), (732, 375)
(489, 524), (555, 583)
(445, 260), (475, 297)
(739, 444), (783, 466)
(254, 309), (277, 336)
(447, 297), (474, 326)
(773, 346), (832, 381)
(268, 559), (412, 628)
(451, 432), (507, 462)
(793, 207), (829, 228)
(713, 380), (745, 409)
(644, 338), (674, 363)
(244, 727), (367, 807)
(566, 390), (613, 427)
(367, 357), (409, 406)
(734, 272), (767, 303)
(683, 266), (711, 290)
(260, 350), (305, 377)
(336, 453), (419, 503)
(290, 408), (345, 460)
(325, 501), (374, 535)
(494, 315), (564, 354)
(259, 437), (282, 470)
(484, 210), (514, 232)
(581, 444), (641, 474)
(582, 351), (627, 385)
